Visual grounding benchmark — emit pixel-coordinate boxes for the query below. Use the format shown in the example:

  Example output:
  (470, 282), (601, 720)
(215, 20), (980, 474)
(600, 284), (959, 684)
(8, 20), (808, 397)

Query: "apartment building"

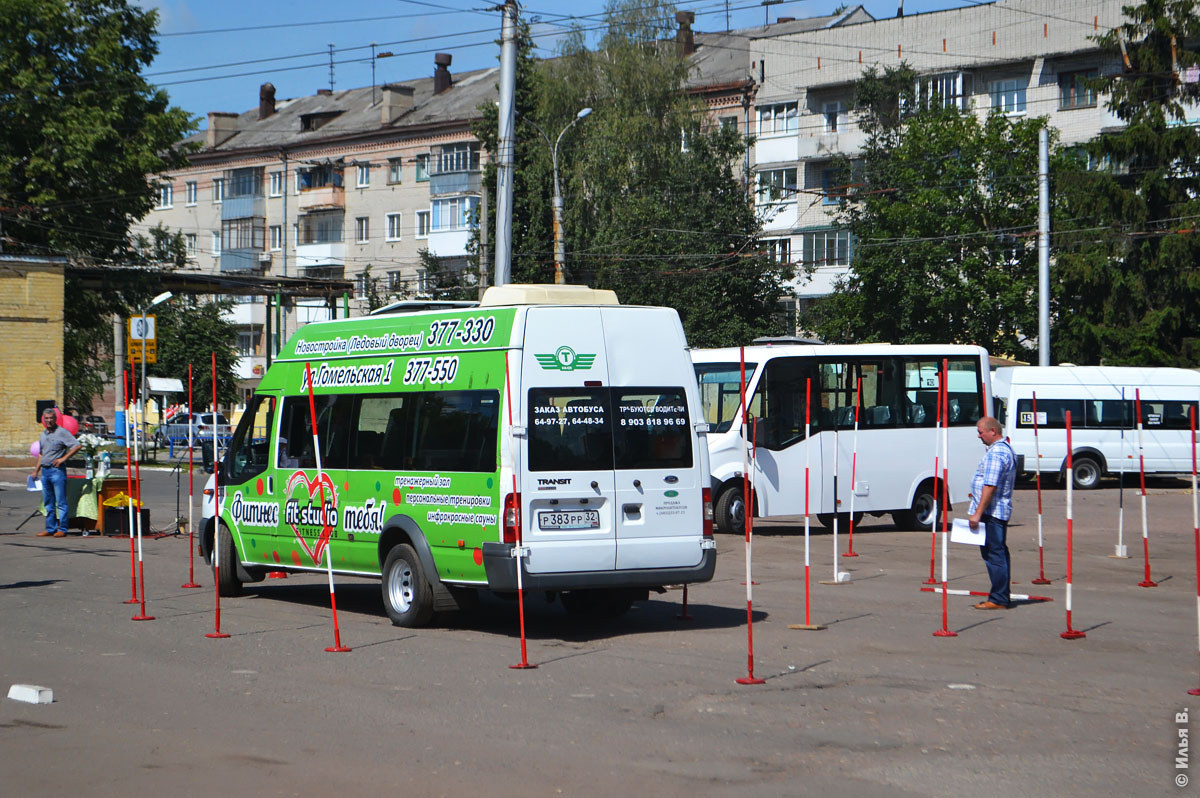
(748, 0), (1137, 319)
(134, 54), (494, 397)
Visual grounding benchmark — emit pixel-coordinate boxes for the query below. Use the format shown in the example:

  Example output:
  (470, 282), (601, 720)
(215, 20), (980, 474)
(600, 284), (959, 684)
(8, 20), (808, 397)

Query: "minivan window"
(614, 389), (693, 469)
(529, 388), (612, 472)
(225, 395), (276, 484)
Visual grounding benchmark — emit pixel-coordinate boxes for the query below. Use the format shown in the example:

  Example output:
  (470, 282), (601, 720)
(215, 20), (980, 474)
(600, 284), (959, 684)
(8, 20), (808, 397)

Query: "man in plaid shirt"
(967, 417), (1016, 609)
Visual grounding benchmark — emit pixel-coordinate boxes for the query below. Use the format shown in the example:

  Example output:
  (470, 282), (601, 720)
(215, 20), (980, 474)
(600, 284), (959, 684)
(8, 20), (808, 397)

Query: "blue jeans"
(41, 466), (68, 534)
(979, 514), (1010, 606)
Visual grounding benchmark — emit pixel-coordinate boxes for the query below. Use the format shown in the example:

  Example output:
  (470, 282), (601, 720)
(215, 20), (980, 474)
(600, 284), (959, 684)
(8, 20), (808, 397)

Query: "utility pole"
(479, 176), (490, 299)
(494, 0), (518, 286)
(1038, 126), (1050, 367)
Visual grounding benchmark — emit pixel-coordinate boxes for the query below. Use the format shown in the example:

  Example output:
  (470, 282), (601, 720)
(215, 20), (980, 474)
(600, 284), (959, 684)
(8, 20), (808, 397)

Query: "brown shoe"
(973, 601), (1009, 610)
(36, 531), (51, 537)
(52, 531), (66, 538)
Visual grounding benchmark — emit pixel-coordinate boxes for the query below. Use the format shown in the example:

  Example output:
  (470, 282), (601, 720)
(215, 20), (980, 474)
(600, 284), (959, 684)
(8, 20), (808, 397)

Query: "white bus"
(691, 343), (991, 532)
(992, 365), (1200, 489)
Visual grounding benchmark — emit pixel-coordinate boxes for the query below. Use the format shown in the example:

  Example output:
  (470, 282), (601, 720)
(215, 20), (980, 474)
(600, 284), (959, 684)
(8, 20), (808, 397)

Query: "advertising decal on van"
(535, 346), (596, 371)
(284, 469), (338, 565)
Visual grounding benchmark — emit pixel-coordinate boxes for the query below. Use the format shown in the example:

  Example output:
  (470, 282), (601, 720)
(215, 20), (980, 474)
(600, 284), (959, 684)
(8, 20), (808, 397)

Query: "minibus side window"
(407, 391), (499, 472)
(614, 388), (693, 469)
(528, 388), (612, 472)
(225, 394), (276, 484)
(1015, 398), (1084, 429)
(277, 395), (333, 469)
(757, 356), (815, 449)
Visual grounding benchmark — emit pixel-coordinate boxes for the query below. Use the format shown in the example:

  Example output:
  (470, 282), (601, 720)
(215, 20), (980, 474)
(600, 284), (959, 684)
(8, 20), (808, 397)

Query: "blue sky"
(141, 0), (977, 126)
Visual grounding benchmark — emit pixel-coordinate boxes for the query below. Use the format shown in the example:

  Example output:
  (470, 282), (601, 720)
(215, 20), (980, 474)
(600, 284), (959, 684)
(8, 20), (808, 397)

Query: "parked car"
(155, 412), (232, 446)
(82, 415), (109, 436)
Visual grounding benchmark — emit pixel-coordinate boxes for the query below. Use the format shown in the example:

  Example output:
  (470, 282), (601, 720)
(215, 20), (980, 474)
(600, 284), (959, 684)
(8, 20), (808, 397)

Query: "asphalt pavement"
(0, 465), (1196, 796)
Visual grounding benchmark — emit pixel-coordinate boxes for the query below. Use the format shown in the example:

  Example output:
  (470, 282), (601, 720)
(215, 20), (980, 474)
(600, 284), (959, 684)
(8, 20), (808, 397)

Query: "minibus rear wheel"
(1070, 455), (1103, 490)
(382, 544), (434, 627)
(215, 524), (243, 598)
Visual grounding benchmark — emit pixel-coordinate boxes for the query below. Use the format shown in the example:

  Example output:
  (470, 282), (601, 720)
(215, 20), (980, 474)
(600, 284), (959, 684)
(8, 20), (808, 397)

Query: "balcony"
(429, 170), (481, 197)
(221, 194), (265, 221)
(295, 242), (345, 269)
(425, 229), (471, 258)
(756, 134), (797, 165)
(796, 128), (868, 160)
(756, 202), (799, 233)
(298, 185), (345, 211)
(220, 249), (268, 272)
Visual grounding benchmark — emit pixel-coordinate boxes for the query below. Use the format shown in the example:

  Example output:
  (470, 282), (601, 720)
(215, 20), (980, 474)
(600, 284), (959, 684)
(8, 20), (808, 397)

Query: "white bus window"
(694, 362), (758, 433)
(757, 356), (815, 449)
(904, 358), (982, 426)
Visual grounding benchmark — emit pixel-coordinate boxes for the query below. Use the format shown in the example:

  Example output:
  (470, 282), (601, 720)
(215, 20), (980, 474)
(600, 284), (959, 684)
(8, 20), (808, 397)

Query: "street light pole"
(140, 291), (173, 451)
(526, 108), (592, 285)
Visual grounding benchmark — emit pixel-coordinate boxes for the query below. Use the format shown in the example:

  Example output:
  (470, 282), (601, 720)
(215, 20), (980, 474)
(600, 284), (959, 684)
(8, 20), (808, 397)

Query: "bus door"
(751, 356), (822, 517)
(522, 308), (617, 574)
(1139, 396), (1198, 471)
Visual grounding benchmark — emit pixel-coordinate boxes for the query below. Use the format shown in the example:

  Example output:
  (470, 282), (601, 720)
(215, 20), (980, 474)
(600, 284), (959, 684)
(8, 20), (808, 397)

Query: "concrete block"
(8, 684), (53, 704)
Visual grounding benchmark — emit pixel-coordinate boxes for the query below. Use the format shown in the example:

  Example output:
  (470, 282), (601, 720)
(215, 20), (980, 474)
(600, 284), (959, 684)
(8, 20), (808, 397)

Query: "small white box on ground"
(8, 684), (53, 704)
(837, 571), (852, 583)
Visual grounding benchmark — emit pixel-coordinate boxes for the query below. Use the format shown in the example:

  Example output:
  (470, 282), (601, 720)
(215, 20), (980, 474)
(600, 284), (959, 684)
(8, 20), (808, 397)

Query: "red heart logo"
(285, 469), (338, 565)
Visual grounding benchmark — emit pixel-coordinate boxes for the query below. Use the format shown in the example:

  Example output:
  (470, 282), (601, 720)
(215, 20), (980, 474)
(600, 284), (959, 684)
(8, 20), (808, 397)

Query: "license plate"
(538, 510), (601, 531)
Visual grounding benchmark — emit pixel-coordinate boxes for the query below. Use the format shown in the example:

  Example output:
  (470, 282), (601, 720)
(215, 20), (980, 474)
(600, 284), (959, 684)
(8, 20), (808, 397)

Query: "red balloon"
(56, 410), (79, 436)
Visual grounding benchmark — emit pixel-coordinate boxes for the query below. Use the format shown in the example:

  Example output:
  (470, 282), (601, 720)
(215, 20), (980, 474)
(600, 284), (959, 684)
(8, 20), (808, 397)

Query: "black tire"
(381, 544), (435, 628)
(714, 485), (746, 534)
(215, 523), (243, 598)
(561, 589), (636, 620)
(1071, 456), (1103, 490)
(892, 481), (939, 531)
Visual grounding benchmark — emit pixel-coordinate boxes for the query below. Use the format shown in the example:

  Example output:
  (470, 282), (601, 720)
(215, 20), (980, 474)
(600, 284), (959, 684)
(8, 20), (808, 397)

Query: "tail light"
(503, 492), (521, 544)
(702, 487), (714, 538)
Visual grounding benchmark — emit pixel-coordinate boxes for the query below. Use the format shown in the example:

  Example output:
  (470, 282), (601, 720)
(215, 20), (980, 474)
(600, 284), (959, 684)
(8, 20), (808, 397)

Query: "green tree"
(812, 64), (1054, 356)
(0, 0), (195, 407)
(473, 1), (791, 346)
(1053, 0), (1200, 366)
(148, 296), (240, 410)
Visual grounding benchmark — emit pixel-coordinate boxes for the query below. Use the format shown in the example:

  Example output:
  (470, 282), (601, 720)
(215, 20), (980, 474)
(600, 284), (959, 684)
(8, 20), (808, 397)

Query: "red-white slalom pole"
(183, 364), (201, 589)
(131, 368), (154, 622)
(122, 367), (139, 604)
(504, 352), (535, 669)
(736, 346), (765, 685)
(789, 378), (824, 631)
(843, 376), (862, 558)
(1188, 407), (1200, 695)
(1031, 392), (1050, 585)
(1135, 389), (1157, 587)
(925, 373), (942, 585)
(1111, 387), (1131, 559)
(304, 362), (350, 653)
(920, 586), (1053, 602)
(206, 352), (230, 639)
(1061, 411), (1085, 639)
(934, 360), (956, 638)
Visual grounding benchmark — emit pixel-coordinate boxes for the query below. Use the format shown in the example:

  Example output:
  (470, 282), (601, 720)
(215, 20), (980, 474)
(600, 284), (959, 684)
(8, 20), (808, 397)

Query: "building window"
(297, 212), (343, 244)
(269, 225), (282, 251)
(355, 216), (370, 243)
(1059, 69), (1098, 109)
(415, 154), (430, 182)
(388, 270), (404, 292)
(822, 168), (841, 205)
(990, 79), (1027, 115)
(269, 171), (283, 197)
(436, 144), (480, 173)
(386, 213), (402, 241)
(212, 231), (222, 256)
(221, 217), (265, 251)
(355, 271), (372, 299)
(763, 238), (791, 263)
(227, 167), (263, 198)
(185, 233), (197, 256)
(356, 163), (370, 188)
(185, 181), (197, 206)
(755, 168), (797, 204)
(757, 102), (798, 135)
(416, 210), (430, 238)
(415, 268), (429, 296)
(431, 196), (479, 231)
(801, 229), (852, 268)
(915, 72), (972, 110)
(212, 178), (225, 203)
(719, 115), (739, 131)
(388, 158), (403, 184)
(298, 165), (342, 191)
(236, 330), (257, 357)
(155, 184), (173, 209)
(823, 102), (843, 133)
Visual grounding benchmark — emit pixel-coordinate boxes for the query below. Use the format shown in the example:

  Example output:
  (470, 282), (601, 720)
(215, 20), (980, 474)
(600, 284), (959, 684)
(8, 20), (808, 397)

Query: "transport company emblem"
(535, 346), (596, 372)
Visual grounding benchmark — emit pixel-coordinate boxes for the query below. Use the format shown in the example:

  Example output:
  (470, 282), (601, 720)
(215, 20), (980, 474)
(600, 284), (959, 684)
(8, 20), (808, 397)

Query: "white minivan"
(200, 284), (715, 625)
(992, 365), (1200, 488)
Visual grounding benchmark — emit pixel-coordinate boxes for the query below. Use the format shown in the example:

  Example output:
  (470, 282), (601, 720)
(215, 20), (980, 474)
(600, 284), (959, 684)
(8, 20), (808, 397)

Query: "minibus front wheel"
(382, 544), (435, 627)
(215, 523), (243, 598)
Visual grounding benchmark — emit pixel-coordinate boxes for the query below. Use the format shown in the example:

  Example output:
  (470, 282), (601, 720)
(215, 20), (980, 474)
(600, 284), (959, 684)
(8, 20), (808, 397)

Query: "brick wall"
(0, 259), (65, 459)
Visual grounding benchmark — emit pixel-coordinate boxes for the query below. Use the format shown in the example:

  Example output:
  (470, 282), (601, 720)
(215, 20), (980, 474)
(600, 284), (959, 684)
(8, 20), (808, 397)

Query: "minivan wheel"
(215, 524), (243, 598)
(714, 486), (745, 534)
(1071, 456), (1102, 490)
(382, 544), (434, 627)
(892, 481), (938, 531)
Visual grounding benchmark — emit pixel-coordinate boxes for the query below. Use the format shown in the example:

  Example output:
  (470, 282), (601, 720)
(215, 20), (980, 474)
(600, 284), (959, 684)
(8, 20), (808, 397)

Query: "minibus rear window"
(614, 389), (693, 470)
(528, 388), (612, 472)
